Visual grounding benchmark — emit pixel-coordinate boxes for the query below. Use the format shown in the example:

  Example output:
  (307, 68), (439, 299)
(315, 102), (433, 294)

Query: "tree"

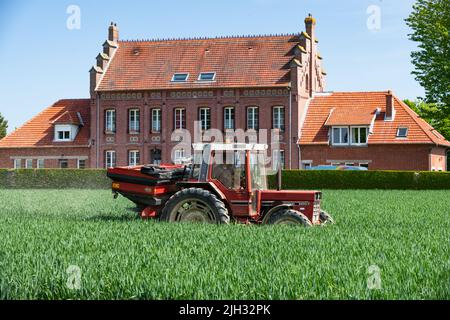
(405, 0), (450, 108)
(404, 99), (450, 140)
(0, 113), (7, 139)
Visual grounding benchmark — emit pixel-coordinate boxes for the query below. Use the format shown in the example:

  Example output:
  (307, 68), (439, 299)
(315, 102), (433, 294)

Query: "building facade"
(0, 16), (448, 171)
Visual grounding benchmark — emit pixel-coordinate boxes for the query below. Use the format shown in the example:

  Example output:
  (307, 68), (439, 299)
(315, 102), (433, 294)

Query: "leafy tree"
(405, 0), (450, 108)
(404, 99), (450, 140)
(0, 113), (7, 139)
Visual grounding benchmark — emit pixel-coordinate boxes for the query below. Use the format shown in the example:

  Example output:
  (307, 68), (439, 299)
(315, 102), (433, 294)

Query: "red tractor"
(107, 143), (333, 226)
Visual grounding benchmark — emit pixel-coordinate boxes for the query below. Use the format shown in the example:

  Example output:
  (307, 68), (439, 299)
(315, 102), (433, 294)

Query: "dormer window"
(397, 127), (408, 138)
(198, 72), (216, 81)
(54, 124), (76, 142)
(172, 73), (189, 82)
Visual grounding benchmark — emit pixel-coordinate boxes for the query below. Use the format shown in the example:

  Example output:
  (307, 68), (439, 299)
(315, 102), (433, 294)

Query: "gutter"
(288, 86), (292, 169)
(96, 92), (100, 168)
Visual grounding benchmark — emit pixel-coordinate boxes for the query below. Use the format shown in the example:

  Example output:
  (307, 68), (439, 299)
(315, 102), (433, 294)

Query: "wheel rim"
(274, 217), (301, 225)
(172, 198), (215, 223)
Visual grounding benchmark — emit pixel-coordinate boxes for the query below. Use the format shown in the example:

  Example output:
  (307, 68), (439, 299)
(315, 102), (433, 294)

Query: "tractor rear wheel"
(266, 209), (312, 227)
(160, 188), (230, 224)
(319, 210), (335, 225)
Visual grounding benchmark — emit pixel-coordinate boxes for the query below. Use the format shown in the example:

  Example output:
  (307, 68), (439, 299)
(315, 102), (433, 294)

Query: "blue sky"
(0, 0), (421, 133)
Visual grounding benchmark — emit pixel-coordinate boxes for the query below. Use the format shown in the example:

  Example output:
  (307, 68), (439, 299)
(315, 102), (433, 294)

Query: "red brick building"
(0, 16), (448, 170)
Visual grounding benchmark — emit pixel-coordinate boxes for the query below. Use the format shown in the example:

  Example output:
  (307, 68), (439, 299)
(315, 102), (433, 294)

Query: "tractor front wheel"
(266, 209), (312, 227)
(160, 188), (230, 224)
(319, 210), (335, 225)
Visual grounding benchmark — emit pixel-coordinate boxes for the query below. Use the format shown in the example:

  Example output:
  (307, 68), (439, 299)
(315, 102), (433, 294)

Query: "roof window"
(198, 72), (216, 81)
(397, 127), (408, 138)
(172, 73), (189, 82)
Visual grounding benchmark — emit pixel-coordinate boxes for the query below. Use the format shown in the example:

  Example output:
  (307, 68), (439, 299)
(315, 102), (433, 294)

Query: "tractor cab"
(186, 143), (329, 225)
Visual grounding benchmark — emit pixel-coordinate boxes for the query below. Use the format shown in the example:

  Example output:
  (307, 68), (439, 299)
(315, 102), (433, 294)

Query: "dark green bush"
(1, 169), (449, 190)
(0, 169), (110, 189)
(268, 170), (450, 190)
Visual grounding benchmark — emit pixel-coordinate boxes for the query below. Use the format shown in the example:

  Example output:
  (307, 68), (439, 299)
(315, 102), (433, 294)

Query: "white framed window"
(174, 149), (185, 164)
(272, 149), (285, 170)
(174, 108), (186, 130)
(25, 159), (33, 169)
(224, 107), (235, 130)
(199, 108), (211, 131)
(105, 151), (116, 168)
(129, 109), (140, 133)
(301, 161), (312, 170)
(198, 72), (216, 81)
(247, 106), (259, 130)
(78, 159), (86, 169)
(397, 127), (408, 138)
(273, 106), (285, 132)
(128, 150), (140, 166)
(351, 127), (369, 145)
(332, 127), (349, 146)
(55, 124), (72, 142)
(359, 163), (369, 169)
(151, 109), (161, 133)
(105, 109), (116, 133)
(171, 73), (189, 82)
(37, 159), (45, 169)
(14, 159), (21, 169)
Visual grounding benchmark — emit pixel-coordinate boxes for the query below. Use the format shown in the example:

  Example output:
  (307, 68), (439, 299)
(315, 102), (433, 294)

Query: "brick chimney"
(108, 22), (119, 43)
(385, 90), (396, 121)
(305, 14), (316, 97)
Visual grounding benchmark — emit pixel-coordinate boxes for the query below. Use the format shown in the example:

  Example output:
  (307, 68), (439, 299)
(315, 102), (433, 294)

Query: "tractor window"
(250, 152), (268, 191)
(212, 151), (246, 190)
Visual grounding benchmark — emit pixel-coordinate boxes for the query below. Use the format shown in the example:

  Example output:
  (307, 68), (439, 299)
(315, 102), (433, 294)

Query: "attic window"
(198, 72), (216, 81)
(172, 73), (189, 82)
(397, 127), (408, 138)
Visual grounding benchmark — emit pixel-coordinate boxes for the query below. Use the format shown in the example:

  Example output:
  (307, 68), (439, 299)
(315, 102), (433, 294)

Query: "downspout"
(288, 86), (292, 169)
(96, 93), (100, 168)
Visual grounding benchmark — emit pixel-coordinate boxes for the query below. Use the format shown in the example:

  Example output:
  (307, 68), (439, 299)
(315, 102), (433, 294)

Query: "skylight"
(397, 127), (408, 138)
(172, 73), (189, 82)
(198, 72), (216, 81)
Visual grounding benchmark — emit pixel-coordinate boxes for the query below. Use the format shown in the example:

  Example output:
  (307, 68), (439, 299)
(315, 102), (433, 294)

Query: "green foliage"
(268, 170), (450, 190)
(0, 169), (110, 189)
(404, 99), (450, 140)
(405, 0), (450, 108)
(0, 112), (8, 139)
(0, 189), (449, 299)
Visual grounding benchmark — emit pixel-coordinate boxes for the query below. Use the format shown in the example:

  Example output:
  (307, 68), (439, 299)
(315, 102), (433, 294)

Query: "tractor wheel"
(266, 209), (312, 227)
(160, 188), (230, 224)
(319, 210), (335, 225)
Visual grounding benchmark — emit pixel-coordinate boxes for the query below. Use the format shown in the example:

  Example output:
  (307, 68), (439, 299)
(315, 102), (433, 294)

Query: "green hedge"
(268, 170), (450, 190)
(1, 169), (449, 190)
(0, 169), (110, 189)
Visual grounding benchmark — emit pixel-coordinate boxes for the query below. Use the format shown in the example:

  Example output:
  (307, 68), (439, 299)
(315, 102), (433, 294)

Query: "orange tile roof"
(299, 91), (450, 147)
(52, 110), (82, 126)
(325, 107), (377, 126)
(97, 35), (300, 91)
(0, 99), (91, 148)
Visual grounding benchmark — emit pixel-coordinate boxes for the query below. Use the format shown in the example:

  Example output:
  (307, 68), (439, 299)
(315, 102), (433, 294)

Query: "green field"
(0, 189), (449, 300)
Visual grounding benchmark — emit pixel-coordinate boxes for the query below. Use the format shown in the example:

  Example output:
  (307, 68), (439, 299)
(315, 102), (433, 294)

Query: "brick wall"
(91, 89), (293, 168)
(299, 144), (444, 171)
(0, 147), (90, 169)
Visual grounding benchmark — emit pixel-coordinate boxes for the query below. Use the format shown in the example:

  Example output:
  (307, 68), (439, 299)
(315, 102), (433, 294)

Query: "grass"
(0, 189), (449, 300)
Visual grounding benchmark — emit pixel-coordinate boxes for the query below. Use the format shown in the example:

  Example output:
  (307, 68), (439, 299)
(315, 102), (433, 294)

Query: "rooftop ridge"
(119, 32), (298, 43)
